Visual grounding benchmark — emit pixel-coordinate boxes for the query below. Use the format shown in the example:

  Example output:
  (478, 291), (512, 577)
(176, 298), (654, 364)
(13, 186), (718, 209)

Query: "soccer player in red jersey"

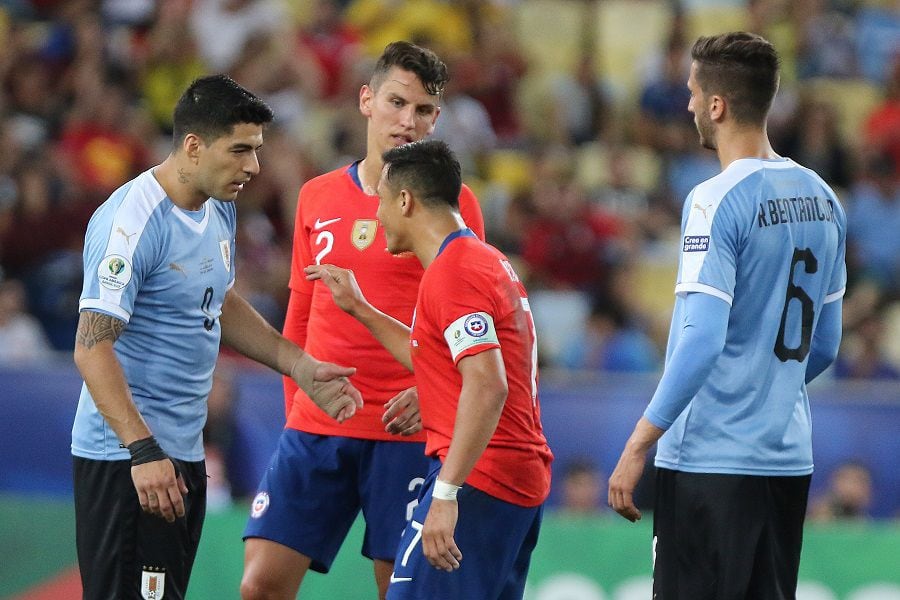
(307, 139), (552, 600)
(240, 43), (485, 600)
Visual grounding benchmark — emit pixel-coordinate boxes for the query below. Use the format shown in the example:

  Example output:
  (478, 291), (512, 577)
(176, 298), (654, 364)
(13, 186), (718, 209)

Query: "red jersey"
(284, 163), (485, 441)
(411, 232), (553, 506)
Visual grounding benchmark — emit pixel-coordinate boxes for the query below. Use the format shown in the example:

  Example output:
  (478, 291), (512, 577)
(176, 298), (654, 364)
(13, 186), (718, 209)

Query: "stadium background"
(0, 0), (898, 598)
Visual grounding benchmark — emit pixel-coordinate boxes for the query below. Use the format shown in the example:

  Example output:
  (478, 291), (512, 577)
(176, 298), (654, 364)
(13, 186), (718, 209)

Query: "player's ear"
(184, 133), (202, 164)
(709, 94), (726, 122)
(399, 189), (414, 216)
(425, 106), (441, 136)
(359, 85), (373, 118)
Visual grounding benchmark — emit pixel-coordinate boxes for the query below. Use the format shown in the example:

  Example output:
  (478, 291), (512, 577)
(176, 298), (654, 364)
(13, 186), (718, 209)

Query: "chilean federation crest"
(351, 219), (378, 251)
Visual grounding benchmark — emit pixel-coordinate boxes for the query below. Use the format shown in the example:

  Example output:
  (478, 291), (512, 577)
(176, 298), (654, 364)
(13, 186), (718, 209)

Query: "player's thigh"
(387, 465), (543, 600)
(653, 469), (769, 600)
(747, 475), (811, 599)
(243, 429), (364, 573)
(74, 457), (134, 600)
(73, 456), (206, 600)
(135, 459), (207, 600)
(359, 440), (429, 561)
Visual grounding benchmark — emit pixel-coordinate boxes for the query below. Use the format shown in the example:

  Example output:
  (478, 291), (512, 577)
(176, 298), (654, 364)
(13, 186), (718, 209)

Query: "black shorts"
(73, 456), (207, 600)
(652, 467), (811, 600)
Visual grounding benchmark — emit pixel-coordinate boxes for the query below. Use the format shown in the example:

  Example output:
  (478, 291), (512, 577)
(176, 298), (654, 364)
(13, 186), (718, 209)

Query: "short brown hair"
(370, 41), (449, 96)
(691, 32), (780, 126)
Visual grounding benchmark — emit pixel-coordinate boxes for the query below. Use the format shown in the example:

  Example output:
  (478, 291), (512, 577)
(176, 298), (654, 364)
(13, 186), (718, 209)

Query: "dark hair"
(691, 32), (780, 126)
(562, 457), (600, 479)
(370, 41), (449, 96)
(382, 140), (461, 209)
(172, 74), (274, 147)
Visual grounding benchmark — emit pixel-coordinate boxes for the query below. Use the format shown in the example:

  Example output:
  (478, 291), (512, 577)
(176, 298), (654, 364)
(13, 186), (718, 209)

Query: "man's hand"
(422, 499), (463, 572)
(304, 264), (366, 316)
(607, 446), (646, 522)
(132, 459), (188, 523)
(383, 387), (422, 436)
(608, 416), (664, 522)
(293, 360), (364, 422)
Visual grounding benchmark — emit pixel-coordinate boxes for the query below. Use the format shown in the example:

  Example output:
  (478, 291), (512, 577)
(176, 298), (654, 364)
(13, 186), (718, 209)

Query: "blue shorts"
(386, 459), (544, 600)
(243, 429), (429, 573)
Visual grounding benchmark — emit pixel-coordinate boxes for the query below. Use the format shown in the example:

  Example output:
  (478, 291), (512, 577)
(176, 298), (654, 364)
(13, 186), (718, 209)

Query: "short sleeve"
(79, 204), (157, 323)
(675, 188), (738, 306)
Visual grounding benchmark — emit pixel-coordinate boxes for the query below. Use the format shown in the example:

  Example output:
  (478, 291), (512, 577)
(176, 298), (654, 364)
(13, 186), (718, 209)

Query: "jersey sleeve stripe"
(79, 299), (131, 322)
(675, 282), (734, 305)
(824, 288), (846, 304)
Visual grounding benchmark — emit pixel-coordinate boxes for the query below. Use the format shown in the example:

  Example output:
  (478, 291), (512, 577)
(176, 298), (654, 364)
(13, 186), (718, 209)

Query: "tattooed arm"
(73, 310), (151, 445)
(73, 310), (187, 522)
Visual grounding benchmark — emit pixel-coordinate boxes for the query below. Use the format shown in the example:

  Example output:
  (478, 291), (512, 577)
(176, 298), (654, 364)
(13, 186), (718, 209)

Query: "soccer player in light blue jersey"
(71, 75), (363, 600)
(608, 32), (845, 599)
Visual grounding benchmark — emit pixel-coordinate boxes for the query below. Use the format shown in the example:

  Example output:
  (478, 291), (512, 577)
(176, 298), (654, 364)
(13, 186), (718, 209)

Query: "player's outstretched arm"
(73, 310), (187, 523)
(806, 299), (842, 383)
(219, 288), (363, 422)
(305, 263), (414, 370)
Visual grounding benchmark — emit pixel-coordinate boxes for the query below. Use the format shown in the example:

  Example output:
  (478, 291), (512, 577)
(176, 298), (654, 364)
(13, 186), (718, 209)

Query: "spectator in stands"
(296, 0), (364, 101)
(635, 34), (693, 154)
(834, 306), (900, 380)
(864, 57), (900, 175)
(520, 147), (623, 302)
(794, 0), (859, 80)
(0, 276), (54, 364)
(139, 0), (207, 134)
(189, 0), (288, 73)
(431, 53), (497, 175)
(559, 291), (660, 374)
(558, 458), (606, 517)
(779, 95), (853, 190)
(809, 461), (874, 522)
(846, 152), (900, 293)
(0, 156), (93, 349)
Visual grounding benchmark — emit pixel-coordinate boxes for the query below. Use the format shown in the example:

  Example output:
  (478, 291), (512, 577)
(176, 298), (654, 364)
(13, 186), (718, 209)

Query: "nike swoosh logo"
(389, 573), (412, 583)
(314, 217), (341, 229)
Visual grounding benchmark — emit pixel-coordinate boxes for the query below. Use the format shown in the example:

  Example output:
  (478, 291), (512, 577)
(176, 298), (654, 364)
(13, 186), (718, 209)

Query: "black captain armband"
(127, 436), (170, 467)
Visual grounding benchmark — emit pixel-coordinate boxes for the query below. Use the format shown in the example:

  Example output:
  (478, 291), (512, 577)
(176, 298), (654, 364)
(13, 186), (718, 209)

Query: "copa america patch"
(683, 235), (710, 252)
(250, 491), (270, 519)
(444, 312), (499, 361)
(97, 254), (133, 290)
(141, 567), (165, 599)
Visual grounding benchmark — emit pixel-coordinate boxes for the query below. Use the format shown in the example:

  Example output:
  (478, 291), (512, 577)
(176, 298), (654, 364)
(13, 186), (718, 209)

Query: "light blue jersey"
(72, 169), (236, 462)
(652, 158), (846, 476)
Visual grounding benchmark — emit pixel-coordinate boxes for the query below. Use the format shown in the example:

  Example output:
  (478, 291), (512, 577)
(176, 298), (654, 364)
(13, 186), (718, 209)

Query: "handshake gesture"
(291, 355), (363, 423)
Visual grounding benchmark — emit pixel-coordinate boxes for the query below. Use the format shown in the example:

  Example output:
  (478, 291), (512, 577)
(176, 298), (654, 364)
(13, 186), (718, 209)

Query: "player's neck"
(412, 211), (467, 269)
(715, 125), (778, 169)
(357, 156), (381, 196)
(154, 155), (208, 211)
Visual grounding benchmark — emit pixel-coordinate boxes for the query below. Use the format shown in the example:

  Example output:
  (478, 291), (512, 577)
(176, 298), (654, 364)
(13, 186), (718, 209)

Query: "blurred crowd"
(0, 0), (899, 383)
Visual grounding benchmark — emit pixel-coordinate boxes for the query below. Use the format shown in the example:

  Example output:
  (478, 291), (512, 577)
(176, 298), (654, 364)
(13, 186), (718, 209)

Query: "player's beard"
(695, 107), (716, 151)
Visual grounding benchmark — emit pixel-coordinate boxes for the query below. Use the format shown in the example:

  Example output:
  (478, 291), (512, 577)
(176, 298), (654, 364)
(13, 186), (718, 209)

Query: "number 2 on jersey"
(774, 248), (817, 362)
(314, 230), (334, 265)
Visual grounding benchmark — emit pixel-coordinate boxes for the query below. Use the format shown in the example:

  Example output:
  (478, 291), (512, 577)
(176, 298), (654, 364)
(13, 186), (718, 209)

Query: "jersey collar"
(437, 228), (477, 257)
(347, 160), (364, 191)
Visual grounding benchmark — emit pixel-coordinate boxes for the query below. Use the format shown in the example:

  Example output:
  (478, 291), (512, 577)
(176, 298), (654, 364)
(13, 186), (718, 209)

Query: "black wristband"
(127, 436), (168, 466)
